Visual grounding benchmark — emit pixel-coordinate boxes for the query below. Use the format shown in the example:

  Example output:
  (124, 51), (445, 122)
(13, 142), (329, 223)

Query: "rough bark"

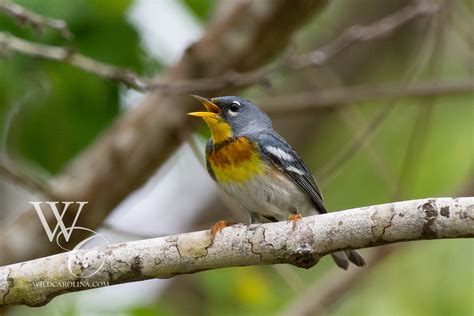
(0, 197), (472, 307)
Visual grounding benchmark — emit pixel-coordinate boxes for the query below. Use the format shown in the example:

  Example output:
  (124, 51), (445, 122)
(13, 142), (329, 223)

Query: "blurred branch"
(0, 1), (71, 39)
(337, 107), (397, 192)
(262, 80), (474, 115)
(450, 0), (474, 49)
(319, 105), (393, 183)
(289, 0), (437, 67)
(395, 4), (446, 198)
(146, 0), (439, 93)
(1, 197), (472, 307)
(0, 32), (147, 90)
(1, 94), (28, 152)
(315, 4), (447, 185)
(0, 0), (329, 265)
(3, 26), (466, 124)
(279, 245), (399, 316)
(0, 155), (53, 198)
(0, 0), (439, 93)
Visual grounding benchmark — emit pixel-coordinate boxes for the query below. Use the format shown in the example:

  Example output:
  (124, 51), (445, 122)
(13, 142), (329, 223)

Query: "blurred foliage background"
(0, 0), (143, 173)
(0, 0), (472, 315)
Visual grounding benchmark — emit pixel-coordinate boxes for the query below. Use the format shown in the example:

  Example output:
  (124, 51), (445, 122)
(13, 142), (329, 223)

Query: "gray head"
(211, 96), (272, 136)
(188, 95), (272, 141)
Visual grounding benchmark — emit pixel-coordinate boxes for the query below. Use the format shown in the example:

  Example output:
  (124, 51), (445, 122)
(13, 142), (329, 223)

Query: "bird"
(188, 95), (365, 270)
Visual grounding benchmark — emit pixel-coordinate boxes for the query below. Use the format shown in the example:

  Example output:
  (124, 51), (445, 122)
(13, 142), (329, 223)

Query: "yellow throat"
(203, 117), (233, 144)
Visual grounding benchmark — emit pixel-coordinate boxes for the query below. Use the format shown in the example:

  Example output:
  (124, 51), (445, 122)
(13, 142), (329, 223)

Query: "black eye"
(229, 101), (240, 113)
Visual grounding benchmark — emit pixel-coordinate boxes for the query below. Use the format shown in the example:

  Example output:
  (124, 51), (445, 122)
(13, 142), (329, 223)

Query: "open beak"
(188, 95), (220, 118)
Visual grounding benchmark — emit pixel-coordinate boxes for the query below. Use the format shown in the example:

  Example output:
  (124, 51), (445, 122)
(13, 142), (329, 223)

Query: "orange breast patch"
(207, 137), (263, 183)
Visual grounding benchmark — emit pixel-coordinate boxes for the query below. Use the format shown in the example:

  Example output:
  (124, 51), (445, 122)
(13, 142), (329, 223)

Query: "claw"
(287, 213), (302, 229)
(210, 220), (234, 239)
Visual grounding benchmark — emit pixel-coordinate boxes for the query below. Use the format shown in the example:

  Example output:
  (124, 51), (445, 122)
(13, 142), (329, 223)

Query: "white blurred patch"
(128, 0), (203, 65)
(107, 140), (217, 236)
(120, 0), (203, 110)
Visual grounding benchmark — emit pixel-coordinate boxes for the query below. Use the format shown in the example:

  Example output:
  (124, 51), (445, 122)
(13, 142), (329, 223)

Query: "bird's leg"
(287, 212), (302, 229)
(249, 211), (261, 224)
(210, 220), (235, 239)
(249, 212), (278, 224)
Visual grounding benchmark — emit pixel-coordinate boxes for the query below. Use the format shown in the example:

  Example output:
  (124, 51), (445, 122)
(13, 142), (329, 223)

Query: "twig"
(147, 0), (440, 93)
(0, 0), (439, 93)
(261, 80), (474, 115)
(450, 0), (474, 49)
(337, 106), (397, 193)
(395, 4), (446, 198)
(0, 32), (149, 90)
(0, 197), (472, 307)
(0, 155), (53, 197)
(0, 1), (71, 39)
(318, 105), (393, 184)
(315, 4), (446, 185)
(2, 96), (27, 152)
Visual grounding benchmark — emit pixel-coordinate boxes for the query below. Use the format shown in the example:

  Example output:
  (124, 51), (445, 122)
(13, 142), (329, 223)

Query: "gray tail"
(330, 250), (366, 270)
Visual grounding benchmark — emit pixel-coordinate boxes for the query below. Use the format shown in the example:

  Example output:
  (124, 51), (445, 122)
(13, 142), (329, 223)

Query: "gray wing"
(254, 132), (327, 214)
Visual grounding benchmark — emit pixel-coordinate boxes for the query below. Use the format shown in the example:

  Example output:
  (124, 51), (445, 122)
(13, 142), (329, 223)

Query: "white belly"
(218, 167), (314, 220)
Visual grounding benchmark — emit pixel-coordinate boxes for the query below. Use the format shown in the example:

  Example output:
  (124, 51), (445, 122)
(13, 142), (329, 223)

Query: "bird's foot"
(210, 220), (235, 239)
(287, 213), (302, 229)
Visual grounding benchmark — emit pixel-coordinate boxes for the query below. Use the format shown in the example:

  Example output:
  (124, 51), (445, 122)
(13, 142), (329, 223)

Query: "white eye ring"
(228, 101), (240, 116)
(228, 110), (238, 116)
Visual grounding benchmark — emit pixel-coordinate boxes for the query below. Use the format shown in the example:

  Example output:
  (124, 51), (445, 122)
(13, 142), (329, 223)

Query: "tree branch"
(0, 32), (148, 90)
(0, 1), (71, 39)
(261, 80), (474, 115)
(0, 0), (439, 93)
(0, 155), (53, 198)
(0, 197), (472, 307)
(143, 0), (440, 93)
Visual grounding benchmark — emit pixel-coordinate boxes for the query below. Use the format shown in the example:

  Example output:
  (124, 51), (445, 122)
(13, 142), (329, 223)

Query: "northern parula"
(188, 95), (365, 269)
